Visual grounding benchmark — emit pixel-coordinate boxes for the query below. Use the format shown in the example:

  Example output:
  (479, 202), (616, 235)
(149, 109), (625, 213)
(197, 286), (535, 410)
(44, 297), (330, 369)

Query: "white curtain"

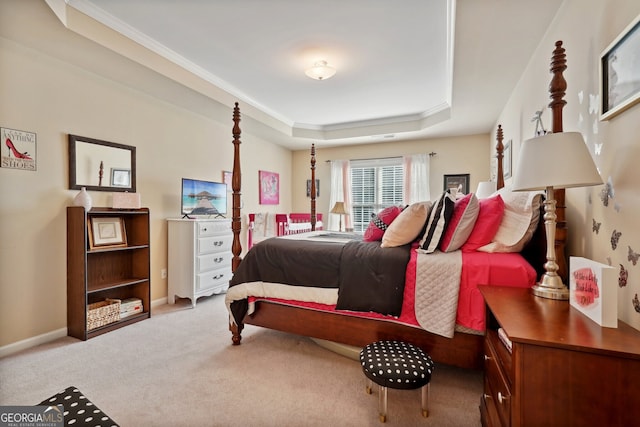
(403, 153), (431, 204)
(329, 160), (351, 231)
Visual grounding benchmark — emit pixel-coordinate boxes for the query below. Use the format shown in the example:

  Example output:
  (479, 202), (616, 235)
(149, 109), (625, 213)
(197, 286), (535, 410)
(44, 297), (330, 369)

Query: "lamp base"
(531, 273), (569, 300)
(532, 284), (569, 300)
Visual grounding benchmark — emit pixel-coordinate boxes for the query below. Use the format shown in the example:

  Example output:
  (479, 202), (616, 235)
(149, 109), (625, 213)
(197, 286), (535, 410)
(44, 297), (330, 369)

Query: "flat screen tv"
(181, 178), (227, 218)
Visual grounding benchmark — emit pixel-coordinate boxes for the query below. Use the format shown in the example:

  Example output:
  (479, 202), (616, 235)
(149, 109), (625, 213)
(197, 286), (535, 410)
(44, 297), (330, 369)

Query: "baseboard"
(0, 297), (169, 357)
(0, 327), (68, 358)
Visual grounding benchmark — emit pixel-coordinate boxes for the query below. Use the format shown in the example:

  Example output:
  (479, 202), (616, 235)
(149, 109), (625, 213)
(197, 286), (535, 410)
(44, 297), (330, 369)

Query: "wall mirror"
(68, 134), (136, 192)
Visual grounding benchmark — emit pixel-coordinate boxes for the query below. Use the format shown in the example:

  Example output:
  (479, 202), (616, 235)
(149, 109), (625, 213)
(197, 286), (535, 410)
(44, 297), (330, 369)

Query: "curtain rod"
(324, 152), (436, 163)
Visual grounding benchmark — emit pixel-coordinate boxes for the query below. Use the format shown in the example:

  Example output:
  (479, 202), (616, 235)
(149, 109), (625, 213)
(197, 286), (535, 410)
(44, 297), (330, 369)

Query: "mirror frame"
(68, 134), (136, 192)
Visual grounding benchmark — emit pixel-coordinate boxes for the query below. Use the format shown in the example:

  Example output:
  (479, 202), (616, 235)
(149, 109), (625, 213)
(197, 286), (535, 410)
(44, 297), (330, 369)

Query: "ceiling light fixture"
(305, 60), (336, 80)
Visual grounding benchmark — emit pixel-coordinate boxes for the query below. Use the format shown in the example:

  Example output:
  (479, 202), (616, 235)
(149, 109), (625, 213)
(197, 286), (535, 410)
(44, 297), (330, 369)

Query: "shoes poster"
(569, 256), (618, 328)
(1, 127), (37, 171)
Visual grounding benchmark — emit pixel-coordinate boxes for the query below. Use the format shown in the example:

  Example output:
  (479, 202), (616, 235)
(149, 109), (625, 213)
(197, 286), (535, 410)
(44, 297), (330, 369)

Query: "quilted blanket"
(414, 250), (463, 338)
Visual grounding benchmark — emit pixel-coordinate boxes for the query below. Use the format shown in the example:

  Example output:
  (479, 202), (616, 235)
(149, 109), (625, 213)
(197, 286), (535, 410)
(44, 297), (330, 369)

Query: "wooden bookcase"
(67, 206), (151, 340)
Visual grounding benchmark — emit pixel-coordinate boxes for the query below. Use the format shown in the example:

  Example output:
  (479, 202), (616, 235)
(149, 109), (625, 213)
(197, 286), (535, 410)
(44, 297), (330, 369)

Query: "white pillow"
(381, 201), (432, 248)
(478, 187), (543, 253)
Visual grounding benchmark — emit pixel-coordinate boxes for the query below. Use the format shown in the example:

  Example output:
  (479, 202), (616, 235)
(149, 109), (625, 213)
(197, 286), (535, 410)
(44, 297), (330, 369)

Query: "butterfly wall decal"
(600, 177), (614, 207)
(611, 230), (621, 250)
(629, 246), (639, 266)
(619, 264), (628, 287)
(592, 219), (601, 234)
(633, 294), (640, 314)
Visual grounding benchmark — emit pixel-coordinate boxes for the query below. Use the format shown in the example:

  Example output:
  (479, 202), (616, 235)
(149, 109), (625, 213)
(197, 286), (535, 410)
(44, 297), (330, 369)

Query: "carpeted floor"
(0, 294), (482, 426)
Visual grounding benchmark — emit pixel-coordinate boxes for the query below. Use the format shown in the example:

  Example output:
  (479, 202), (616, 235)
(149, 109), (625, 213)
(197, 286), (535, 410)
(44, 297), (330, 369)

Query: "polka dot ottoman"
(360, 340), (434, 423)
(39, 386), (119, 426)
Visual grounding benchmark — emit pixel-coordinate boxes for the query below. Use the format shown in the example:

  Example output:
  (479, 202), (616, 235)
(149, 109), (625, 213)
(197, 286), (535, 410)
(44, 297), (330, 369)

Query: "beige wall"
(494, 0), (640, 330)
(291, 134), (492, 225)
(0, 16), (291, 348)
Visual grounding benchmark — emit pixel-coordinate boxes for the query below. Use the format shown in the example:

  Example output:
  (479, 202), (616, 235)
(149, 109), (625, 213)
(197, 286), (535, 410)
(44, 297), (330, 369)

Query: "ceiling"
(47, 1), (563, 149)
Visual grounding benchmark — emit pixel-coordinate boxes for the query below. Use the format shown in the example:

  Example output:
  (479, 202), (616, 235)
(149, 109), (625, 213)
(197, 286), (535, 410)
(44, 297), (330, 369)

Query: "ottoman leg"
(421, 383), (430, 417)
(378, 385), (388, 423)
(366, 378), (373, 394)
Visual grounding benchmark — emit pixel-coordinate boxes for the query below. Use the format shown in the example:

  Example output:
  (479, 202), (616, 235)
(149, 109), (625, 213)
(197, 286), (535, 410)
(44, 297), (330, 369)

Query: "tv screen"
(181, 178), (227, 218)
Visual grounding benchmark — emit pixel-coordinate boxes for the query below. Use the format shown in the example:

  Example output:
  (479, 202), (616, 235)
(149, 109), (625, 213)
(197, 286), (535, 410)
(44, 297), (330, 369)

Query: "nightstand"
(479, 285), (640, 427)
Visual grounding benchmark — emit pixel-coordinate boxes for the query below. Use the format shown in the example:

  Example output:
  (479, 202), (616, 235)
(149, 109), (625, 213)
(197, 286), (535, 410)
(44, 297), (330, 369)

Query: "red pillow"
(363, 206), (403, 242)
(461, 194), (505, 252)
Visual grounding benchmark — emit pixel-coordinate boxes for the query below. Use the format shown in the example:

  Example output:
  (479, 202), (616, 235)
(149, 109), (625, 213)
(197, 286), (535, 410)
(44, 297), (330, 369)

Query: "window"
(350, 157), (404, 232)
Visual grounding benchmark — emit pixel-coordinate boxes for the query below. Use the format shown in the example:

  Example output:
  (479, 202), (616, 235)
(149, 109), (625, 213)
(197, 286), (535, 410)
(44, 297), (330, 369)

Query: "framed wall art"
(306, 179), (320, 197)
(223, 170), (232, 192)
(259, 170), (279, 205)
(443, 174), (470, 194)
(88, 217), (127, 249)
(1, 127), (37, 171)
(600, 13), (640, 120)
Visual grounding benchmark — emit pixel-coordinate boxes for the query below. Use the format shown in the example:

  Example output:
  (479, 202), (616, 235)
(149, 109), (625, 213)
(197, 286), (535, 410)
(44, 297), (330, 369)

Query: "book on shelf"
(119, 298), (143, 318)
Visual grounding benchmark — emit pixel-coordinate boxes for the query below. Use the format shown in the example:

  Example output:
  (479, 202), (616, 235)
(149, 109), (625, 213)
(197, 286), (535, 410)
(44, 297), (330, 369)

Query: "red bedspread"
(249, 245), (536, 334)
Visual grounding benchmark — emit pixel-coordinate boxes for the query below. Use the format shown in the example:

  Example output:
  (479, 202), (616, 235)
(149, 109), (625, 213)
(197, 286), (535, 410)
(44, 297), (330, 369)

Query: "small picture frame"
(503, 140), (512, 179)
(88, 217), (127, 249)
(259, 170), (279, 205)
(600, 14), (640, 120)
(443, 174), (470, 194)
(306, 179), (320, 197)
(110, 168), (131, 188)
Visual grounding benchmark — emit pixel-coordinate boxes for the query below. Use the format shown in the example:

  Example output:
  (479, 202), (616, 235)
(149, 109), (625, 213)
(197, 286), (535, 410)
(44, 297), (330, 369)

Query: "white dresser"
(167, 218), (233, 307)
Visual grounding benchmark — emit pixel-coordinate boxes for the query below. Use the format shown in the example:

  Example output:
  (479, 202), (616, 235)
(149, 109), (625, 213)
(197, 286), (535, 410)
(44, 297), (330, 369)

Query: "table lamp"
(330, 201), (348, 232)
(512, 132), (602, 300)
(475, 181), (497, 199)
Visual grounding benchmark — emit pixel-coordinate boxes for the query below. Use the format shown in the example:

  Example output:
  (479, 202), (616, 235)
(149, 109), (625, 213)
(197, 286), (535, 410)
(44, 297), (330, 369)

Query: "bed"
(226, 41), (569, 370)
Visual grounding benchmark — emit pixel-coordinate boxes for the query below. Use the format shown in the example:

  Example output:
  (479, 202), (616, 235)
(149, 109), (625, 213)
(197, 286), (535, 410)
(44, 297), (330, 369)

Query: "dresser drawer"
(484, 335), (511, 427)
(196, 266), (230, 292)
(197, 234), (233, 254)
(196, 251), (232, 273)
(197, 221), (231, 237)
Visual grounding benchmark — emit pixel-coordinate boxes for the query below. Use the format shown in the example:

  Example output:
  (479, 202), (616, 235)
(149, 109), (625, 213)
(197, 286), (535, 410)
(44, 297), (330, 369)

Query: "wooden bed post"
(548, 40), (569, 283)
(495, 125), (505, 190)
(310, 144), (317, 231)
(230, 103), (244, 345)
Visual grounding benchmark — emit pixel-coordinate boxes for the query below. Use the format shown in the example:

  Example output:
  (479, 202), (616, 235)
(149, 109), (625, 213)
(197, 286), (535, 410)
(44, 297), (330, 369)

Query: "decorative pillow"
(381, 201), (432, 248)
(461, 194), (505, 252)
(479, 189), (544, 253)
(363, 205), (403, 242)
(417, 191), (455, 253)
(439, 193), (480, 252)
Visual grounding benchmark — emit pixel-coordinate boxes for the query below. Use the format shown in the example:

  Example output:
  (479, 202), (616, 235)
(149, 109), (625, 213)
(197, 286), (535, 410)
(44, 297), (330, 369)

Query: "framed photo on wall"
(306, 179), (320, 197)
(600, 14), (640, 120)
(444, 174), (470, 194)
(259, 170), (279, 205)
(110, 168), (131, 187)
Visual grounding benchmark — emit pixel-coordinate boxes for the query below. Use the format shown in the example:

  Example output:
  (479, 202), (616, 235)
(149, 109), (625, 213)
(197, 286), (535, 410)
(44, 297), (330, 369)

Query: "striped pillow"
(417, 191), (455, 253)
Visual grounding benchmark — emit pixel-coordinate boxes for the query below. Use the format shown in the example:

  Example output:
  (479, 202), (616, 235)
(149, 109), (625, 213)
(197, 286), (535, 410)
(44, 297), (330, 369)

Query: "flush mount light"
(305, 60), (336, 80)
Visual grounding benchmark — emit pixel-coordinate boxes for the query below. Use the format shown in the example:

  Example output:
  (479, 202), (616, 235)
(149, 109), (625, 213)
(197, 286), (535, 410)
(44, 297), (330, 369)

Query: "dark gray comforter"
(228, 236), (411, 324)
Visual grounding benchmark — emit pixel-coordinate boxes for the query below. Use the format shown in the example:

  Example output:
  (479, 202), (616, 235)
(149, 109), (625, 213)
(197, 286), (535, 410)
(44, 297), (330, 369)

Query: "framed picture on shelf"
(259, 170), (279, 205)
(110, 168), (131, 187)
(443, 174), (470, 194)
(306, 179), (320, 197)
(88, 217), (127, 249)
(600, 14), (640, 120)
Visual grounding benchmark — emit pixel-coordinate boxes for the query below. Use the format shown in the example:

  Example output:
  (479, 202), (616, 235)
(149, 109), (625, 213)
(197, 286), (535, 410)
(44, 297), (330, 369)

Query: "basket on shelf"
(87, 299), (121, 330)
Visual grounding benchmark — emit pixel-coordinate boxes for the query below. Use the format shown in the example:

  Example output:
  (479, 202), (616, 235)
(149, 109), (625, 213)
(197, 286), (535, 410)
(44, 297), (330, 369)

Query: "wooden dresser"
(479, 285), (640, 427)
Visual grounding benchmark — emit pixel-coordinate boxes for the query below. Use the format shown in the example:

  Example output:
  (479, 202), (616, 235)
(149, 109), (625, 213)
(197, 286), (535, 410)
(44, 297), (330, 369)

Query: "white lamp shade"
(512, 132), (603, 191)
(475, 181), (497, 199)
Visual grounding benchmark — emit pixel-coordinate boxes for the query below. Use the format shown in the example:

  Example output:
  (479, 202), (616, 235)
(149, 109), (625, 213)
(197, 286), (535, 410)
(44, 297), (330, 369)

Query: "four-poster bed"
(226, 41), (569, 370)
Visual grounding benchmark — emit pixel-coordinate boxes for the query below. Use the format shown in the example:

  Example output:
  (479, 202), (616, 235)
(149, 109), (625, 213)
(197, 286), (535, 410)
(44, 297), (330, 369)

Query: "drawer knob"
(213, 274), (225, 280)
(483, 393), (491, 400)
(214, 241), (223, 246)
(498, 392), (508, 404)
(484, 355), (491, 361)
(214, 257), (223, 263)
(203, 227), (207, 232)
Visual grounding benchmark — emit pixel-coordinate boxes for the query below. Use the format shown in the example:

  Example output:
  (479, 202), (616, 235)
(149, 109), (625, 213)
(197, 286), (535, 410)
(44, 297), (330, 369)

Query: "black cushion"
(39, 386), (119, 427)
(360, 341), (434, 390)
